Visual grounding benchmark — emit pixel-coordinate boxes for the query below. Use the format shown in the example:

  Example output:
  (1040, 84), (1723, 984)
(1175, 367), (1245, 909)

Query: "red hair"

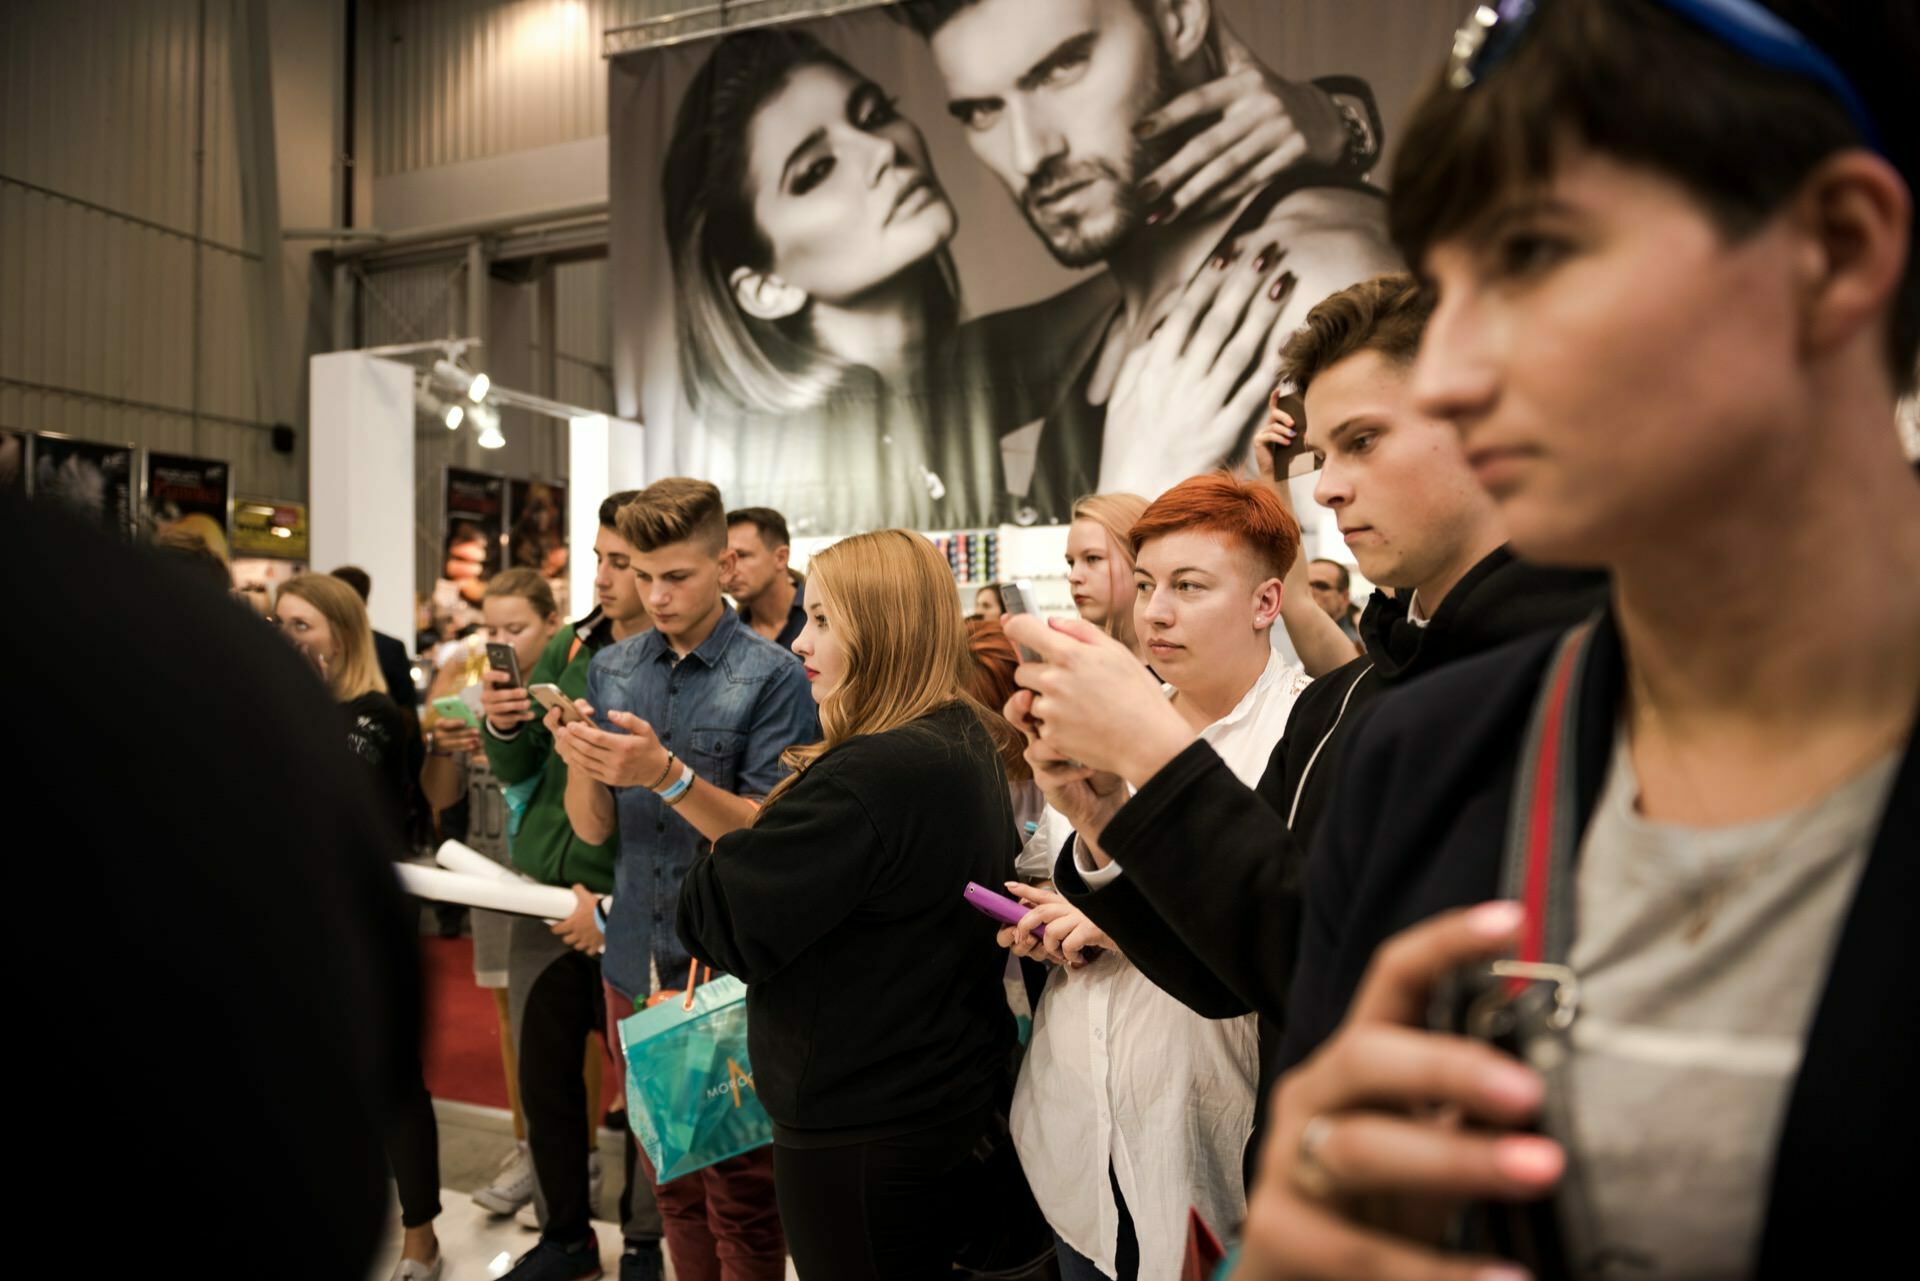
(962, 619), (1032, 781)
(1129, 473), (1302, 582)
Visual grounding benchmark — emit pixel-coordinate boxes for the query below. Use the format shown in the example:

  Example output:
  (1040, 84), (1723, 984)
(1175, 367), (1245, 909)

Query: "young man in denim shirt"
(546, 478), (816, 1281)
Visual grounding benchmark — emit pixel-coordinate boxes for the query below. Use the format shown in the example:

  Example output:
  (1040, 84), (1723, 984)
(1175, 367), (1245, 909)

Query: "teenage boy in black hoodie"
(1008, 274), (1604, 1155)
(1229, 2), (1919, 1278)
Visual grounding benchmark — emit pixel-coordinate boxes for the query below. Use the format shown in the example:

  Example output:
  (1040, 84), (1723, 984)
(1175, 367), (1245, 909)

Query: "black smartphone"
(1267, 391), (1313, 477)
(997, 580), (1041, 663)
(485, 642), (524, 690)
(1427, 963), (1573, 1281)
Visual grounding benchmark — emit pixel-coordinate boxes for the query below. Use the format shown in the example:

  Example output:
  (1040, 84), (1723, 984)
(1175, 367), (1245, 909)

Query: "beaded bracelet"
(645, 751), (678, 791)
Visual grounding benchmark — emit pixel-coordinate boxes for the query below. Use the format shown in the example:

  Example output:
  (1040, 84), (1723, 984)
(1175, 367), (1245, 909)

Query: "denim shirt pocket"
(685, 726), (747, 793)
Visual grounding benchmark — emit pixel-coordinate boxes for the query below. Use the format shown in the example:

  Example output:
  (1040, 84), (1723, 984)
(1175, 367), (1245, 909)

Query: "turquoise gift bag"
(618, 965), (773, 1181)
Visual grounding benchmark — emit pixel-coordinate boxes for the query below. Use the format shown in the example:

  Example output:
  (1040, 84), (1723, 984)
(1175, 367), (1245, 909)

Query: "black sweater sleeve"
(677, 766), (883, 984)
(1054, 837), (1251, 1019)
(1069, 736), (1306, 1024)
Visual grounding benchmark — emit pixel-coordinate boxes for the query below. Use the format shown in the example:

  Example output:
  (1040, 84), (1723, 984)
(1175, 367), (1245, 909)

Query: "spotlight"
(477, 423), (506, 450)
(444, 404), (464, 430)
(468, 372), (491, 402)
(432, 358), (489, 401)
(469, 402), (505, 450)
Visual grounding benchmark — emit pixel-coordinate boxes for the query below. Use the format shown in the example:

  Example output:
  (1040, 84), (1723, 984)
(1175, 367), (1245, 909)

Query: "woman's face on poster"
(744, 63), (956, 307)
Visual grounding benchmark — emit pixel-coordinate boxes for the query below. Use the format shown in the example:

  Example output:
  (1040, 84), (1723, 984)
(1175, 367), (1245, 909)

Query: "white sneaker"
(473, 1140), (535, 1216)
(513, 1151), (603, 1230)
(389, 1254), (443, 1281)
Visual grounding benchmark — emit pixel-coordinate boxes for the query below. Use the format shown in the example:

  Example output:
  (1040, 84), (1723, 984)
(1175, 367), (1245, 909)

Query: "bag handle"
(682, 958), (712, 1011)
(1495, 622), (1595, 1016)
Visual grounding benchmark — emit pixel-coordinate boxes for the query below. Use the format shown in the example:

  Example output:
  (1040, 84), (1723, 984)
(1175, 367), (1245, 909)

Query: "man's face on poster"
(931, 0), (1179, 268)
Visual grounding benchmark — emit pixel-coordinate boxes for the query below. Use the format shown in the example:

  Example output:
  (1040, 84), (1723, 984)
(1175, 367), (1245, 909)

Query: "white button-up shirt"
(1012, 650), (1310, 1279)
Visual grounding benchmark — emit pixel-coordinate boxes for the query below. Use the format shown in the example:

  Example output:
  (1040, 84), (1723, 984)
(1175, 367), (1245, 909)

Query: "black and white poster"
(610, 0), (1452, 535)
(32, 433), (135, 535)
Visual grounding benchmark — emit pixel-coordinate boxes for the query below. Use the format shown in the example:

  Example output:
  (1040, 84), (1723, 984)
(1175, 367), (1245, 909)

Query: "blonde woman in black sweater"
(678, 529), (1023, 1280)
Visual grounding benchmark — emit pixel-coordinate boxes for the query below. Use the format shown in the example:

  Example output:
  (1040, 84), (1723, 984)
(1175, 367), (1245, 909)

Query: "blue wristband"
(659, 762), (696, 805)
(593, 897), (609, 933)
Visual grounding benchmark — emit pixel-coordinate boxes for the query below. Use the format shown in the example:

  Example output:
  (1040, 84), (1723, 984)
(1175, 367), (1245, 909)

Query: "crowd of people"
(31, 2), (1916, 1280)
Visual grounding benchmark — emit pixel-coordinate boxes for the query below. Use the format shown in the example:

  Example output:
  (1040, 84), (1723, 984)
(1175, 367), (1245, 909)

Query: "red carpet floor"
(420, 936), (511, 1109)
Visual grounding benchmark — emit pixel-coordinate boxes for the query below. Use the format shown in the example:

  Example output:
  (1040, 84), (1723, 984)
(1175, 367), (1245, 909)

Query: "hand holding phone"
(486, 642), (524, 690)
(530, 683), (587, 726)
(997, 580), (1042, 663)
(964, 881), (1046, 941)
(431, 694), (480, 728)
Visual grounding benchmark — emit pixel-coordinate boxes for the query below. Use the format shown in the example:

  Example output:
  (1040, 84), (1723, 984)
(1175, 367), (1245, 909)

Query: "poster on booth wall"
(441, 467), (506, 629)
(31, 433), (135, 535)
(145, 451), (233, 561)
(509, 478), (569, 615)
(232, 497), (309, 560)
(609, 0), (1454, 536)
(0, 430), (26, 496)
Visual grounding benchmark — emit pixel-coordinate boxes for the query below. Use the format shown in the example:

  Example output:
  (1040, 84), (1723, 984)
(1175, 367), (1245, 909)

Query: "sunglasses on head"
(1448, 0), (1882, 154)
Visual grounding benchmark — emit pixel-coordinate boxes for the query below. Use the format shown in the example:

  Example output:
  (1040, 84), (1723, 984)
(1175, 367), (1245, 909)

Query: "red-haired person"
(999, 474), (1310, 1281)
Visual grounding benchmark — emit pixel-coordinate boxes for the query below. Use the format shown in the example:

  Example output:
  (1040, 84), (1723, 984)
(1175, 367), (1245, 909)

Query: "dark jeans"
(605, 981), (786, 1281)
(389, 908), (441, 1229)
(772, 1103), (996, 1281)
(1051, 1166), (1138, 1281)
(515, 924), (663, 1245)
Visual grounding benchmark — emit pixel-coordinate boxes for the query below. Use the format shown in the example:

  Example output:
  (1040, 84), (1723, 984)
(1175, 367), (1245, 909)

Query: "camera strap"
(1502, 621), (1596, 982)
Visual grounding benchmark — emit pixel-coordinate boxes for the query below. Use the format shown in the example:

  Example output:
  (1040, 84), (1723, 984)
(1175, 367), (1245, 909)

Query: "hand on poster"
(480, 667), (536, 733)
(445, 523), (490, 603)
(552, 884), (605, 955)
(1097, 246), (1296, 495)
(547, 700), (674, 790)
(1135, 24), (1348, 226)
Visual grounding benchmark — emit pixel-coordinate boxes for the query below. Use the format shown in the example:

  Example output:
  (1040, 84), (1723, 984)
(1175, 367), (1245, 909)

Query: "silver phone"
(997, 579), (1041, 662)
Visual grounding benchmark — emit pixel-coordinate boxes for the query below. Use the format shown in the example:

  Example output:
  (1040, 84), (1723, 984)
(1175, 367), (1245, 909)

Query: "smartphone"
(1427, 963), (1573, 1281)
(529, 682), (586, 726)
(997, 580), (1041, 662)
(486, 642), (524, 689)
(963, 881), (1046, 941)
(431, 694), (479, 728)
(1267, 391), (1314, 477)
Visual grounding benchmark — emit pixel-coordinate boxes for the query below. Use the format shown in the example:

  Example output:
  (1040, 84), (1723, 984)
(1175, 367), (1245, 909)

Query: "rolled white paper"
(435, 839), (530, 885)
(396, 862), (576, 920)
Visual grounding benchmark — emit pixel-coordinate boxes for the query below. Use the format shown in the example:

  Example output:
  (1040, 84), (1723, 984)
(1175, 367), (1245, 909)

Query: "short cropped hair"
(727, 506), (791, 551)
(329, 565), (372, 602)
(1390, 0), (1917, 392)
(1311, 559), (1351, 594)
(617, 478), (728, 555)
(1279, 274), (1434, 397)
(1129, 473), (1302, 582)
(598, 490), (641, 532)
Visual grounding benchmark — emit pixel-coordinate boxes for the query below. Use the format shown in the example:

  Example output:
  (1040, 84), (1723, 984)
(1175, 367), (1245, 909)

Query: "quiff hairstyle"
(616, 478), (728, 556)
(1278, 273), (1434, 397)
(1129, 473), (1301, 583)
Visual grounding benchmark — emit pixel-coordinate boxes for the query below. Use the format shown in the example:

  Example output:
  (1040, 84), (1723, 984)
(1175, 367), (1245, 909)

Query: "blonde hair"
(762, 530), (1022, 810)
(277, 573), (386, 702)
(1070, 492), (1150, 654)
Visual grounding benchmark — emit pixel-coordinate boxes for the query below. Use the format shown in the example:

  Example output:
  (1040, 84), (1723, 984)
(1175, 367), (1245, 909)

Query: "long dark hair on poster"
(662, 27), (961, 416)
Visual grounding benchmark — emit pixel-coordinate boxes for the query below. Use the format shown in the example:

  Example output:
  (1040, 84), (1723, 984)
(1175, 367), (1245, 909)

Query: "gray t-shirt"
(1552, 736), (1898, 1279)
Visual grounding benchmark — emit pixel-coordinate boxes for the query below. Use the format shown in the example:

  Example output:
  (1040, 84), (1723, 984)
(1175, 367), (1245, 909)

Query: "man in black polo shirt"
(723, 507), (805, 650)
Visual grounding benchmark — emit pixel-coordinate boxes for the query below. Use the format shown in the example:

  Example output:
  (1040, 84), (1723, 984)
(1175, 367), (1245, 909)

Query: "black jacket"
(678, 702), (1016, 1144)
(1054, 550), (1606, 1148)
(1278, 609), (1918, 1277)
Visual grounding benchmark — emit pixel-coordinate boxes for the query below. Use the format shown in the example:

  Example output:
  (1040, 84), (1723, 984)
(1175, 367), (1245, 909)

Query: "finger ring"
(1292, 1114), (1339, 1201)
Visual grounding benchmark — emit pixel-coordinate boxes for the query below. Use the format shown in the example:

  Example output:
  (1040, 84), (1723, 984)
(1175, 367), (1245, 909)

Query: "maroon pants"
(606, 981), (787, 1281)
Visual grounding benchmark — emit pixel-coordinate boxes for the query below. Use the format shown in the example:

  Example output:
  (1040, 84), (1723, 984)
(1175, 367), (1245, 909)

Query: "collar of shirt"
(1406, 591), (1432, 628)
(1156, 650), (1307, 776)
(637, 605), (742, 670)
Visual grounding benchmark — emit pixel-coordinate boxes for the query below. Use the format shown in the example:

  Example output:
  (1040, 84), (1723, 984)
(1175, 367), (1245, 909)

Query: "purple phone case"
(964, 881), (1045, 940)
